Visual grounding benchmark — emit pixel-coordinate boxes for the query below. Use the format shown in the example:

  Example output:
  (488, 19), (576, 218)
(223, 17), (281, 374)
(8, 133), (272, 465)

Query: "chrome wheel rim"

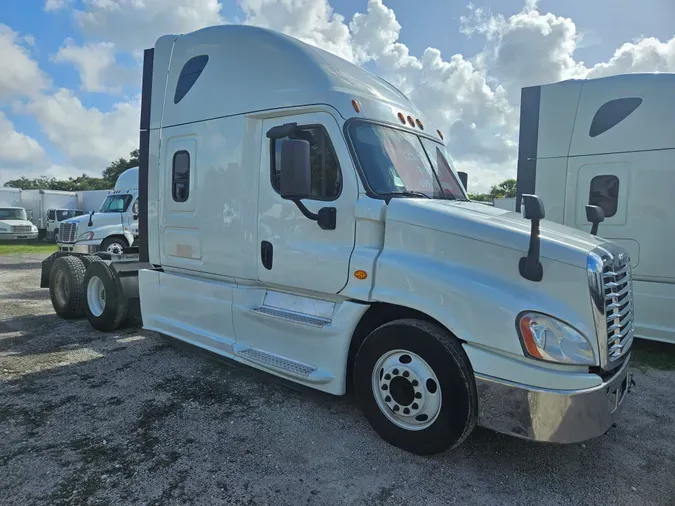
(106, 242), (124, 255)
(87, 275), (105, 317)
(371, 349), (442, 431)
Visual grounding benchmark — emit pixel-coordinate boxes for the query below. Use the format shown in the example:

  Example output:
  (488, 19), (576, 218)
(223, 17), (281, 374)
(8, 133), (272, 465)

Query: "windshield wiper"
(381, 191), (431, 199)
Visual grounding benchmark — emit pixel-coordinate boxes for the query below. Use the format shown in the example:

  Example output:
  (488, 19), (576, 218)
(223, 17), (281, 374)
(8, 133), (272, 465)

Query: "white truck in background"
(0, 206), (38, 241)
(0, 188), (22, 207)
(57, 167), (139, 255)
(514, 72), (675, 345)
(40, 25), (634, 455)
(21, 189), (83, 241)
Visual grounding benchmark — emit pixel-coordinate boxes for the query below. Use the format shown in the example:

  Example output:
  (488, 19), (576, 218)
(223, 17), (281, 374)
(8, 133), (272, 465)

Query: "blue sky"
(1, 0), (673, 189)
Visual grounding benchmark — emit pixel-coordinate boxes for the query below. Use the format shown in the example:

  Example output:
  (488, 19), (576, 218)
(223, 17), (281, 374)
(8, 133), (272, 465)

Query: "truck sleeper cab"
(516, 73), (675, 344)
(41, 25), (633, 455)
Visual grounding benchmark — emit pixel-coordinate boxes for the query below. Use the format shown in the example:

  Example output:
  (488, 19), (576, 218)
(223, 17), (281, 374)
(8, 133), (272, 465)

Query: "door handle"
(261, 241), (273, 270)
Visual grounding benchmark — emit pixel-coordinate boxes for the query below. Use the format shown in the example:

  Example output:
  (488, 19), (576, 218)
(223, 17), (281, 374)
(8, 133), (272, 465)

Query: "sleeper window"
(271, 126), (341, 201)
(172, 151), (190, 202)
(589, 175), (619, 218)
(47, 210), (55, 221)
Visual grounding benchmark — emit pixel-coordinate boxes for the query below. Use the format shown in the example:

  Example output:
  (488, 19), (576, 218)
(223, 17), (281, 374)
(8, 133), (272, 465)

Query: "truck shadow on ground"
(1, 312), (674, 505)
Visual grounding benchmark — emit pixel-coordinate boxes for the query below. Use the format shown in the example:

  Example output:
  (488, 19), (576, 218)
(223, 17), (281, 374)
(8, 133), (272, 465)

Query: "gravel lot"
(1, 253), (674, 506)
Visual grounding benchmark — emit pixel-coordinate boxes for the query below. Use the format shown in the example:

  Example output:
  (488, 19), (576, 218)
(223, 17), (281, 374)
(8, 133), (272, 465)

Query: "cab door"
(257, 112), (357, 294)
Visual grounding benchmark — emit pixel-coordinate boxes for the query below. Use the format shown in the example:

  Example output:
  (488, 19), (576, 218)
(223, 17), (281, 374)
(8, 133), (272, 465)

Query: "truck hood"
(65, 213), (123, 227)
(386, 199), (613, 268)
(0, 219), (34, 228)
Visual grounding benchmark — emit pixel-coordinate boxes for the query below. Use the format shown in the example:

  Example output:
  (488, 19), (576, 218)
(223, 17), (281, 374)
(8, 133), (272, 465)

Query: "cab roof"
(150, 25), (436, 137)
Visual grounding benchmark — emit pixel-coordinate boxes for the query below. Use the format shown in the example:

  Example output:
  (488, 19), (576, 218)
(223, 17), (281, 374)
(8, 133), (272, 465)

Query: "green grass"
(0, 242), (57, 256)
(631, 339), (675, 371)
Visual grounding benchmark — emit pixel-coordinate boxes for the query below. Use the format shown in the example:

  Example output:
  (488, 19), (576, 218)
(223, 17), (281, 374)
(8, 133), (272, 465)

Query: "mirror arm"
(292, 200), (336, 231)
(293, 200), (318, 221)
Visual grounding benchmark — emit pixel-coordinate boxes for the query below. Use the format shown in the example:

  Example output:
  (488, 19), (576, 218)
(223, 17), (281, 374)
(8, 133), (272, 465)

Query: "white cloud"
(0, 112), (47, 169)
(45, 0), (72, 12)
(6, 0), (675, 192)
(74, 0), (225, 53)
(23, 89), (139, 173)
(0, 24), (50, 102)
(588, 36), (675, 78)
(240, 0), (356, 62)
(53, 39), (139, 93)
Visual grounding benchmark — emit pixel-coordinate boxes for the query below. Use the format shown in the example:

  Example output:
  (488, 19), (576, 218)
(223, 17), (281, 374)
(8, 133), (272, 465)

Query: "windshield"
(349, 122), (468, 200)
(56, 210), (83, 221)
(0, 208), (27, 220)
(100, 195), (132, 213)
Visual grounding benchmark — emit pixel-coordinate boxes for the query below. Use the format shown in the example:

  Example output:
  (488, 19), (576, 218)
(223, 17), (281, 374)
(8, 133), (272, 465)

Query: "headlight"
(79, 231), (95, 241)
(31, 225), (38, 232)
(517, 312), (595, 365)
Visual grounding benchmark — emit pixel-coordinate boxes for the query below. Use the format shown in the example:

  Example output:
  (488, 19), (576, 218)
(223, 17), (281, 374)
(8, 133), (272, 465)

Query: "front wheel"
(100, 237), (126, 256)
(353, 319), (478, 455)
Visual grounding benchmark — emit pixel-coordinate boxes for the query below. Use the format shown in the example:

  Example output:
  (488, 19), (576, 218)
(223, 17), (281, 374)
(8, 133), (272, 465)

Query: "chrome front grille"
(11, 225), (32, 233)
(59, 222), (78, 243)
(588, 244), (634, 368)
(603, 259), (634, 362)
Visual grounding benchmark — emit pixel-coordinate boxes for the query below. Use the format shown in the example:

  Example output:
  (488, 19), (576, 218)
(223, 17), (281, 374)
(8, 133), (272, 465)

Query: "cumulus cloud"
(44, 0), (72, 12)
(74, 0), (225, 53)
(53, 39), (139, 93)
(4, 0), (675, 190)
(23, 89), (140, 173)
(0, 24), (50, 102)
(0, 112), (47, 169)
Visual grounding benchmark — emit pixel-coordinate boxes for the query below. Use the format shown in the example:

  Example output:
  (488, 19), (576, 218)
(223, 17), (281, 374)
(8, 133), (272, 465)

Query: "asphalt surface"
(1, 253), (674, 506)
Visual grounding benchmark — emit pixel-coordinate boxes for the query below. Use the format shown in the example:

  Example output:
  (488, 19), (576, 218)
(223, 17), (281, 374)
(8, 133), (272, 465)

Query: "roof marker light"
(407, 115), (415, 127)
(352, 99), (361, 113)
(397, 112), (406, 124)
(437, 129), (444, 140)
(416, 119), (424, 130)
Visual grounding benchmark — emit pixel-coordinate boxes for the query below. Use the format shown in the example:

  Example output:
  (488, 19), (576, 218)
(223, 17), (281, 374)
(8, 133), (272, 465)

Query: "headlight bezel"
(78, 231), (95, 241)
(516, 311), (596, 366)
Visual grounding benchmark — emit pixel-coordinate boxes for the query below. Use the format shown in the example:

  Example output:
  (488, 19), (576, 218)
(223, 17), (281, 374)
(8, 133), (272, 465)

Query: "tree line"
(468, 178), (517, 202)
(3, 149), (139, 191)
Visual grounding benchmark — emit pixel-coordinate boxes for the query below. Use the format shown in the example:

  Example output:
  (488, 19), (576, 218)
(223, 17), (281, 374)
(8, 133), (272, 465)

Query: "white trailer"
(40, 25), (634, 455)
(493, 197), (516, 211)
(516, 72), (675, 344)
(77, 190), (111, 214)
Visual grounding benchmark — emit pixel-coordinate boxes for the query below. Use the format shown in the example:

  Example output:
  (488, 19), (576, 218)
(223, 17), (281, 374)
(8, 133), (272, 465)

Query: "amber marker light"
(352, 99), (361, 113)
(354, 270), (368, 280)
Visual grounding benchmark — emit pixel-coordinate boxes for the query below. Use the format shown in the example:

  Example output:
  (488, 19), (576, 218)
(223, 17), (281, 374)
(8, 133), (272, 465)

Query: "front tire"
(84, 260), (128, 332)
(49, 256), (87, 319)
(353, 319), (477, 455)
(100, 237), (126, 256)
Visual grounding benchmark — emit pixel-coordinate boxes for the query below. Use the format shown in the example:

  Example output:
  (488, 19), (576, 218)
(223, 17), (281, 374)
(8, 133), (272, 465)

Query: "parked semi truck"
(40, 25), (634, 455)
(57, 167), (139, 254)
(0, 206), (38, 241)
(514, 72), (674, 345)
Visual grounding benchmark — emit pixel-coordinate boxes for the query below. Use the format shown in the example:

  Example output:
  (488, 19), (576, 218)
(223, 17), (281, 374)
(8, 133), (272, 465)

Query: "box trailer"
(40, 25), (633, 455)
(0, 188), (22, 207)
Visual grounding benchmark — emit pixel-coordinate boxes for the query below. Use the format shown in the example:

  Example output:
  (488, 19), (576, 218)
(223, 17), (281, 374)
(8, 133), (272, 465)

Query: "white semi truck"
(57, 167), (139, 255)
(514, 72), (674, 345)
(0, 206), (38, 241)
(40, 25), (633, 455)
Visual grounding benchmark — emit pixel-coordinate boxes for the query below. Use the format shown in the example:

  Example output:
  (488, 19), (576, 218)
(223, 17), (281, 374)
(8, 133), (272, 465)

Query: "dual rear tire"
(48, 255), (128, 331)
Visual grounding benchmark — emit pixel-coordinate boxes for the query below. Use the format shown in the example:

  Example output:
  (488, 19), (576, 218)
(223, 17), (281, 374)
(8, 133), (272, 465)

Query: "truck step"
(234, 345), (332, 383)
(250, 306), (331, 328)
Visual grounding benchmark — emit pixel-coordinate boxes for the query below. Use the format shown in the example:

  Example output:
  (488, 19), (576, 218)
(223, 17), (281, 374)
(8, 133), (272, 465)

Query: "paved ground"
(1, 253), (674, 506)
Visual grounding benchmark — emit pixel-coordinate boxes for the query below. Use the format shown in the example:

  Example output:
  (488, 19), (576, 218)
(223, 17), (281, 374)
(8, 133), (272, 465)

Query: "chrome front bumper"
(58, 242), (100, 254)
(475, 355), (631, 443)
(0, 232), (38, 241)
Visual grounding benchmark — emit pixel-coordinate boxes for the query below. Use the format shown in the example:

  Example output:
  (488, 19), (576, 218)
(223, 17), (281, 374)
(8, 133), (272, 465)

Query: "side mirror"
(519, 194), (545, 282)
(279, 139), (311, 200)
(458, 171), (468, 191)
(88, 210), (94, 227)
(585, 205), (604, 236)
